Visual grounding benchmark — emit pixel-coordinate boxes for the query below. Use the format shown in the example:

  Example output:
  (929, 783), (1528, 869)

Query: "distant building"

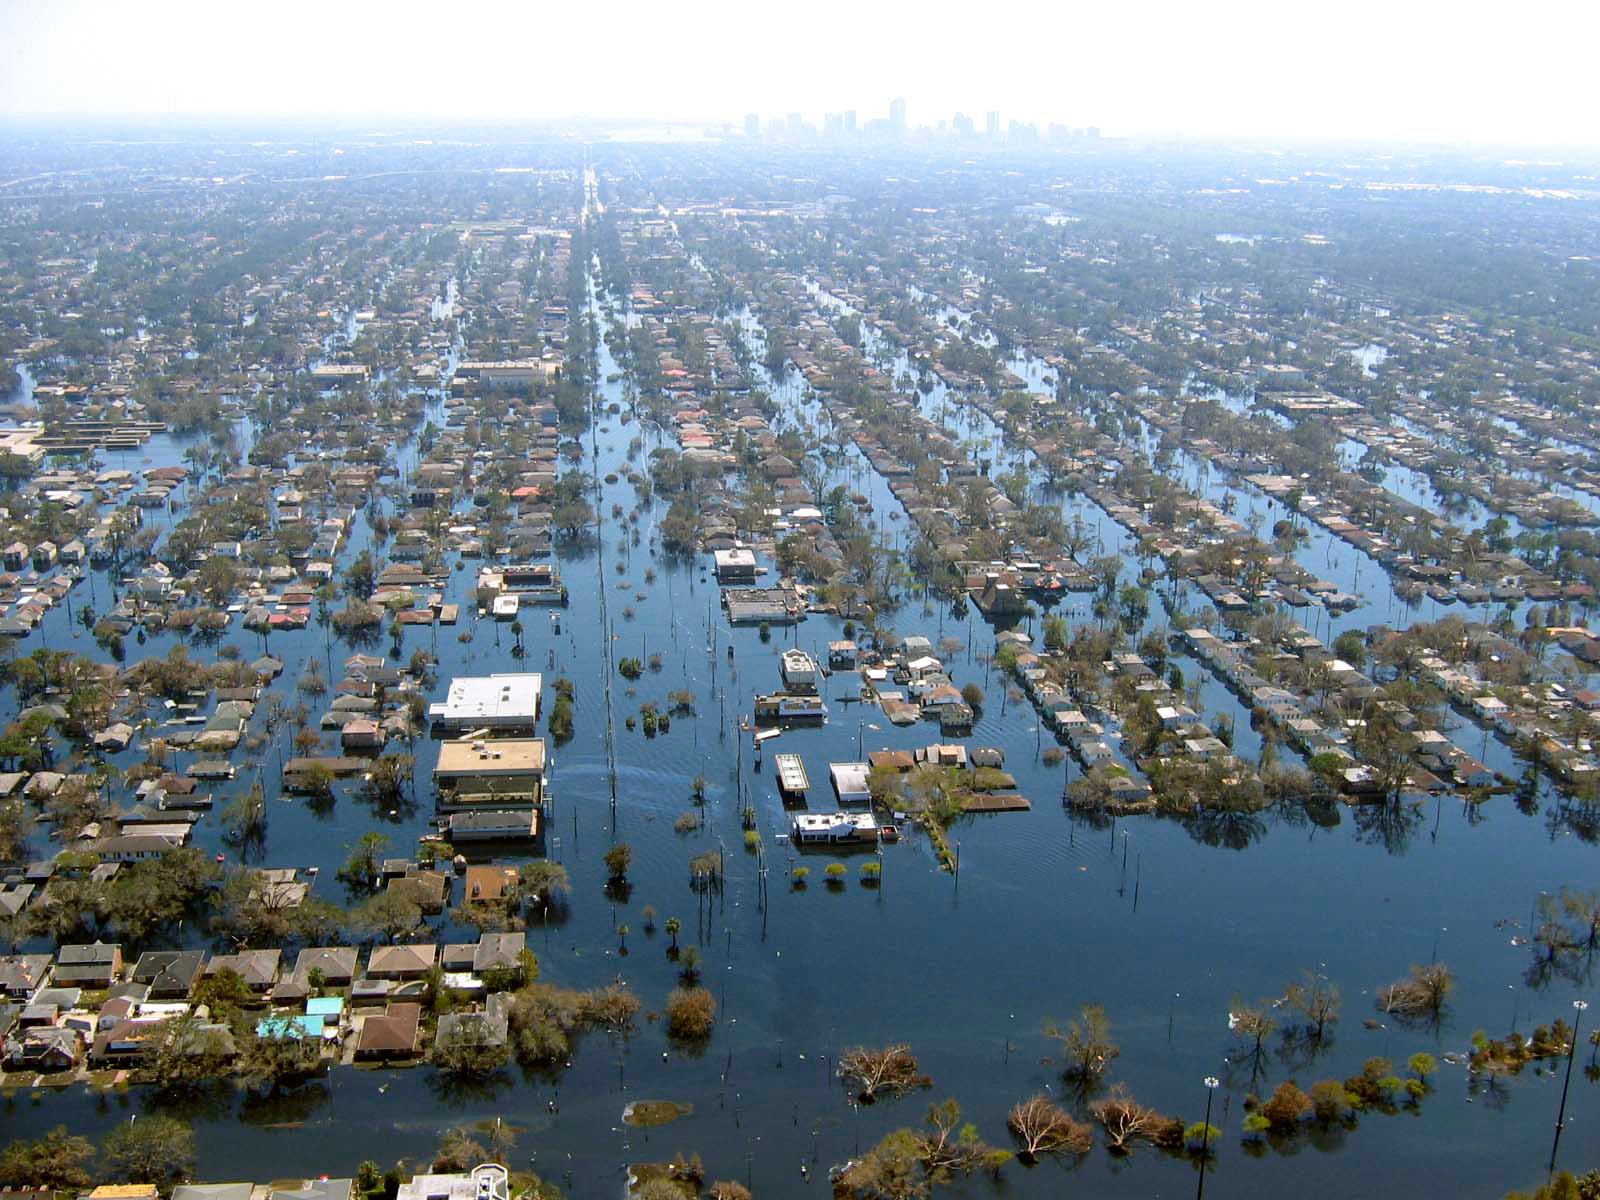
(456, 360), (559, 388)
(309, 364), (370, 385)
(889, 96), (907, 135)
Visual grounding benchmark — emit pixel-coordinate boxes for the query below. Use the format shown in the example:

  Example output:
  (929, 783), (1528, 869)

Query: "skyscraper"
(744, 113), (760, 139)
(843, 110), (857, 135)
(889, 96), (907, 136)
(985, 110), (1001, 139)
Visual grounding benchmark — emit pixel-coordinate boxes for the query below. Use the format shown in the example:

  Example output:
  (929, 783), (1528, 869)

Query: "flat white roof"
(428, 673), (542, 726)
(793, 811), (877, 834)
(830, 761), (872, 794)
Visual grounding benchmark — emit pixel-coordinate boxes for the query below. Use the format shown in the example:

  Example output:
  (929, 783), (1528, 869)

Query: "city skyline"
(1, 0), (1599, 148)
(740, 98), (1102, 144)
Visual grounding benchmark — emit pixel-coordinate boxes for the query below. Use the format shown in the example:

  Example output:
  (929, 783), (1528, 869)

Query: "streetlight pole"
(1550, 999), (1588, 1180)
(1196, 1076), (1219, 1200)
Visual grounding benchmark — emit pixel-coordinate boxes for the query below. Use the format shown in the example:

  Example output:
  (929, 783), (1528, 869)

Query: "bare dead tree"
(1284, 970), (1341, 1044)
(1089, 1084), (1184, 1154)
(1377, 963), (1453, 1019)
(1007, 1095), (1093, 1160)
(1231, 997), (1278, 1088)
(838, 1044), (932, 1103)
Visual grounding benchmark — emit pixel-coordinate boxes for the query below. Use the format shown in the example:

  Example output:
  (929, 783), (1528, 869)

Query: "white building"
(791, 811), (878, 844)
(428, 673), (543, 731)
(458, 361), (559, 388)
(829, 761), (873, 804)
(397, 1163), (510, 1200)
(713, 547), (759, 583)
(780, 649), (819, 693)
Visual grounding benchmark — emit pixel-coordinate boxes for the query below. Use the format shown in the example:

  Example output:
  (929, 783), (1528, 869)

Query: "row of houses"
(0, 931), (528, 1072)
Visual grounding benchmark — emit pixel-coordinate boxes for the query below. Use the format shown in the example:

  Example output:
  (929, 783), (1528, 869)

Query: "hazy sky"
(1, 0), (1596, 147)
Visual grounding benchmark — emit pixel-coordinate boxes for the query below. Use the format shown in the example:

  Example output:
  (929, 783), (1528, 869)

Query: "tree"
(0, 1126), (95, 1191)
(100, 1115), (196, 1188)
(664, 915), (681, 951)
(1230, 997), (1277, 1072)
(148, 1012), (234, 1093)
(603, 841), (632, 882)
(344, 549), (377, 599)
(1332, 628), (1368, 667)
(1006, 1095), (1093, 1160)
(361, 755), (414, 811)
(519, 860), (569, 916)
(960, 682), (984, 710)
(357, 890), (423, 940)
(1408, 1051), (1437, 1083)
(241, 1030), (322, 1092)
(916, 1098), (1007, 1182)
(432, 1127), (487, 1173)
(1284, 970), (1341, 1044)
(1505, 1170), (1600, 1199)
(1260, 1081), (1314, 1131)
(1089, 1085), (1183, 1153)
(1046, 1003), (1119, 1088)
(195, 556), (241, 605)
(338, 831), (389, 893)
(1042, 613), (1069, 654)
(677, 944), (702, 984)
(1308, 1079), (1355, 1125)
(101, 848), (222, 941)
(834, 1128), (926, 1200)
(221, 782), (268, 846)
(432, 1017), (510, 1077)
(1378, 963), (1454, 1019)
(706, 1183), (752, 1200)
(839, 1044), (932, 1103)
(291, 756), (335, 803)
(1185, 1121), (1221, 1158)
(665, 986), (716, 1041)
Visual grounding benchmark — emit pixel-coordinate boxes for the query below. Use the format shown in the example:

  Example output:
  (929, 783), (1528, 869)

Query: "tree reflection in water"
(240, 1081), (332, 1126)
(1351, 799), (1425, 855)
(1183, 806), (1267, 851)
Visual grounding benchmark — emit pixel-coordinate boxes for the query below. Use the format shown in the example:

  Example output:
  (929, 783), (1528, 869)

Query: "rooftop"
(435, 738), (546, 777)
(428, 672), (542, 728)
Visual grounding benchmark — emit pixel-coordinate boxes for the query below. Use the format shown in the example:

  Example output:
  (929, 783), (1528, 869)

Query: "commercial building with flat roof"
(456, 360), (560, 387)
(428, 672), (542, 730)
(713, 546), (759, 582)
(434, 738), (546, 810)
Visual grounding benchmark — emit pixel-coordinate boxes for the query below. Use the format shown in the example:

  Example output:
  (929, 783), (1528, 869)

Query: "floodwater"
(4, 266), (1599, 1200)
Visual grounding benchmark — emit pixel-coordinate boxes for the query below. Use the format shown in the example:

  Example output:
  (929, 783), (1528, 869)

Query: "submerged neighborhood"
(0, 90), (1598, 1200)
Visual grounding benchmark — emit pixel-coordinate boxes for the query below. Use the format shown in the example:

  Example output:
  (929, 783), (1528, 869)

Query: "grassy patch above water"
(623, 1099), (693, 1127)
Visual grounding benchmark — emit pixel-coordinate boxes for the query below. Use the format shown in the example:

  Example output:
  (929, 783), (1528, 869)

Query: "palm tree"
(664, 916), (681, 952)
